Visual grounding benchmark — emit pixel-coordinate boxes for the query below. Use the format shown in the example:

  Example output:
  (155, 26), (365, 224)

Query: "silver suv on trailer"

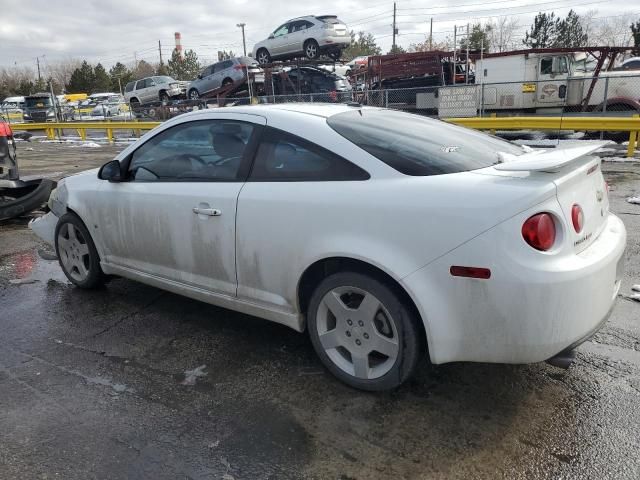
(187, 57), (261, 100)
(252, 15), (350, 64)
(124, 76), (188, 106)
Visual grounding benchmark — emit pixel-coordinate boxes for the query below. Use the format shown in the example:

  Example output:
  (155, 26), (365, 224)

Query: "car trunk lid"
(493, 142), (609, 253)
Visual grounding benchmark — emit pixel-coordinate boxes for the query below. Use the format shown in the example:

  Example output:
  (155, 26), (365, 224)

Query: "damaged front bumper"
(29, 211), (59, 247)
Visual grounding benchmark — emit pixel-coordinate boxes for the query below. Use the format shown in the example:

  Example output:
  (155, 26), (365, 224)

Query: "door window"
(249, 128), (369, 181)
(540, 58), (553, 75)
(128, 120), (255, 182)
(273, 24), (289, 37)
(135, 80), (146, 90)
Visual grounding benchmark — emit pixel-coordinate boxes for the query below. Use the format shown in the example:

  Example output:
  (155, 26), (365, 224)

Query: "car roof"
(187, 103), (364, 120)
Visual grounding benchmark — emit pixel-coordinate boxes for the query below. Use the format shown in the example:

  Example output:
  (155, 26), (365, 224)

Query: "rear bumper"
(320, 35), (351, 48)
(402, 213), (627, 365)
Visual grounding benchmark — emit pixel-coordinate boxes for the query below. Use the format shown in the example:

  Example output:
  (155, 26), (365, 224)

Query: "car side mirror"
(269, 33), (275, 39)
(98, 160), (123, 182)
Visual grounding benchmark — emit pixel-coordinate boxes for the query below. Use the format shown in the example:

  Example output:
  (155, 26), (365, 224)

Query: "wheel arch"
(297, 256), (428, 351)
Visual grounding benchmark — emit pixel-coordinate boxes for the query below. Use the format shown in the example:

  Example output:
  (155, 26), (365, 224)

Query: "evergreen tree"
(109, 62), (133, 93)
(523, 12), (557, 48)
(167, 49), (201, 80)
(93, 63), (111, 92)
(16, 79), (36, 96)
(342, 31), (382, 60)
(554, 10), (588, 47)
(388, 45), (406, 55)
(66, 61), (95, 93)
(460, 24), (492, 52)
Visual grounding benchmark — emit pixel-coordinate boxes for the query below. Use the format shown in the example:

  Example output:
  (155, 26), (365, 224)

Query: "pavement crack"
(91, 291), (165, 338)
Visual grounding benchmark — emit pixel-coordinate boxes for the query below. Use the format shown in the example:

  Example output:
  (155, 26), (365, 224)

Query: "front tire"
(159, 91), (170, 103)
(304, 39), (320, 60)
(188, 88), (200, 100)
(55, 212), (105, 289)
(307, 272), (423, 391)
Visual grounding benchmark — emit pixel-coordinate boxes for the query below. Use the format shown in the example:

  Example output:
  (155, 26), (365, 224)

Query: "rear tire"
(257, 48), (271, 65)
(55, 212), (105, 289)
(222, 78), (233, 87)
(304, 39), (320, 60)
(307, 271), (423, 391)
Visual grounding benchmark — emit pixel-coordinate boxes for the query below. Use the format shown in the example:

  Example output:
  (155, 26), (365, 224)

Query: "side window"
(302, 21), (314, 29)
(540, 58), (553, 75)
(135, 80), (145, 90)
(211, 62), (222, 74)
(202, 65), (213, 76)
(249, 128), (369, 181)
(128, 120), (255, 182)
(125, 82), (135, 93)
(273, 24), (289, 37)
(557, 57), (568, 74)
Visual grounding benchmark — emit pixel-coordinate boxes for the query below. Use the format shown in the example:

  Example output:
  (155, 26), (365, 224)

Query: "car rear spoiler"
(494, 142), (608, 173)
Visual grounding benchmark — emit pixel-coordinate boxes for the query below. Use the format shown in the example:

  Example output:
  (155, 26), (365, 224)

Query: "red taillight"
(0, 122), (12, 137)
(234, 64), (246, 70)
(522, 213), (556, 251)
(571, 204), (584, 233)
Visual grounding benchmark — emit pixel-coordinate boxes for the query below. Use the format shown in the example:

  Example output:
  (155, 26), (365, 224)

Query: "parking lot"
(0, 140), (637, 479)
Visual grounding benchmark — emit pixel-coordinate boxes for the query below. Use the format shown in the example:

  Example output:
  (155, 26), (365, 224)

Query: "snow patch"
(181, 364), (207, 385)
(627, 196), (640, 205)
(70, 142), (101, 148)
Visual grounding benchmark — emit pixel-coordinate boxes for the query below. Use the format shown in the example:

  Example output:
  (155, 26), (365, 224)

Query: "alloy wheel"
(57, 222), (91, 282)
(315, 286), (399, 380)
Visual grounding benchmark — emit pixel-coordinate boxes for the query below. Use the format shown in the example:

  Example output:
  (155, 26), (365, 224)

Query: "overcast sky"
(0, 0), (634, 70)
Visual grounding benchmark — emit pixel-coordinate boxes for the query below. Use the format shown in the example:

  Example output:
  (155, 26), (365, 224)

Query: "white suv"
(252, 15), (350, 64)
(124, 76), (188, 106)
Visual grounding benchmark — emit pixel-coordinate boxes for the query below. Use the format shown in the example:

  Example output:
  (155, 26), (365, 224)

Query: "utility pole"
(158, 40), (163, 66)
(392, 3), (397, 52)
(465, 23), (470, 84)
(36, 57), (41, 82)
(237, 23), (247, 56)
(429, 17), (433, 50)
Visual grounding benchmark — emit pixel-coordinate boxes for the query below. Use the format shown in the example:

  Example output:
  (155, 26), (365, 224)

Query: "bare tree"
(592, 14), (633, 46)
(487, 17), (519, 52)
(408, 36), (452, 52)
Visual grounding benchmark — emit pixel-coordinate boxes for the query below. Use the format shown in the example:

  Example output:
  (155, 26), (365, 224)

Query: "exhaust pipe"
(546, 348), (576, 369)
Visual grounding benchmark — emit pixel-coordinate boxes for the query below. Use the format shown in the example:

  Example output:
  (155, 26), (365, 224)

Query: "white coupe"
(30, 104), (626, 391)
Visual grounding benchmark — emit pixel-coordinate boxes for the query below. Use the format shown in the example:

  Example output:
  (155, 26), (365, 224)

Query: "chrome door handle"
(193, 207), (221, 216)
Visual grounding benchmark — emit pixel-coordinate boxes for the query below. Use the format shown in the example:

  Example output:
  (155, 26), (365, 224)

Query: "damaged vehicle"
(1, 121), (55, 221)
(30, 104), (626, 391)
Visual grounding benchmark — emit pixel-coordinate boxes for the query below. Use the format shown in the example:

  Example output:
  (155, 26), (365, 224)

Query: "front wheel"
(55, 213), (105, 289)
(307, 272), (423, 391)
(159, 91), (170, 103)
(188, 88), (200, 100)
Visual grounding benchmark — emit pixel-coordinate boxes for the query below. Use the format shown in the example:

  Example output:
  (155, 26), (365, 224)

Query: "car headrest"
(213, 134), (245, 158)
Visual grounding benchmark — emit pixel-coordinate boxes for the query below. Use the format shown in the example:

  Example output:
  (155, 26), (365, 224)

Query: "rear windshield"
(317, 16), (342, 24)
(327, 109), (524, 176)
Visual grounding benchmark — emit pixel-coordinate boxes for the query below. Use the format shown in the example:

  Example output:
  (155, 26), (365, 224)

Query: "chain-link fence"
(4, 74), (640, 125)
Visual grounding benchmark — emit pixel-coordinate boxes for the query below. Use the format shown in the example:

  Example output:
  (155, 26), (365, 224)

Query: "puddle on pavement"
(0, 246), (69, 285)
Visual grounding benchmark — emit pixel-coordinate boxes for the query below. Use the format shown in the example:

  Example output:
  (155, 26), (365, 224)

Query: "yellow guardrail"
(10, 121), (161, 142)
(447, 115), (640, 157)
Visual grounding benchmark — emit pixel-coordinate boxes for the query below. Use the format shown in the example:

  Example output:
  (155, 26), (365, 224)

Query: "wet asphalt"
(1, 141), (639, 479)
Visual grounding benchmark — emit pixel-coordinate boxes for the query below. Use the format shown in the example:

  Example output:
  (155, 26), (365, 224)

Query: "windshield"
(25, 97), (52, 108)
(327, 109), (523, 176)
